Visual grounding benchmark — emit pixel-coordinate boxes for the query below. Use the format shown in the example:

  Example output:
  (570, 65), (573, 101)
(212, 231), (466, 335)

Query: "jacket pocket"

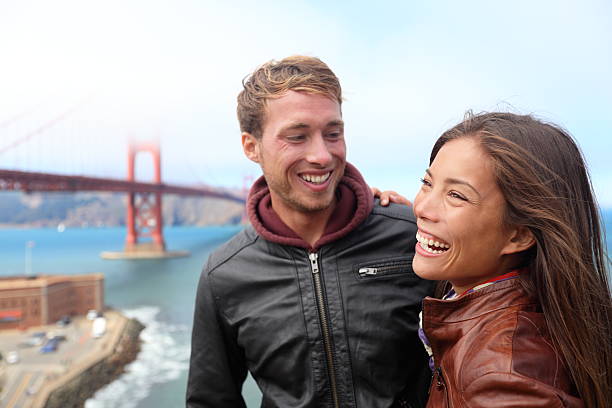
(354, 256), (415, 280)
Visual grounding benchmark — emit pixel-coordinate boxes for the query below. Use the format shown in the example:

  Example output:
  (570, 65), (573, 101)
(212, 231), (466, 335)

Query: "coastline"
(0, 310), (144, 408)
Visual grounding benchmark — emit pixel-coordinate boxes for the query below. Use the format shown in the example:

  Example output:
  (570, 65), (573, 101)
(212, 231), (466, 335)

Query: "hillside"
(0, 191), (245, 228)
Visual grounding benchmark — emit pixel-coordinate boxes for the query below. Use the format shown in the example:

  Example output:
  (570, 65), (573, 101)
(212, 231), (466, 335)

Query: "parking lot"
(0, 313), (120, 408)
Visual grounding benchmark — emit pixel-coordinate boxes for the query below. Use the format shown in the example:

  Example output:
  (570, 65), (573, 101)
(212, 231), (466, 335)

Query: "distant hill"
(0, 191), (245, 228)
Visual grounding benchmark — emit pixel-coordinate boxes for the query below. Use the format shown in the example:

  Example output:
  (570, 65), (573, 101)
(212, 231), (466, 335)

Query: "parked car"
(18, 332), (47, 348)
(40, 337), (61, 353)
(6, 351), (20, 364)
(51, 334), (67, 342)
(56, 315), (71, 327)
(86, 309), (99, 320)
(92, 316), (107, 338)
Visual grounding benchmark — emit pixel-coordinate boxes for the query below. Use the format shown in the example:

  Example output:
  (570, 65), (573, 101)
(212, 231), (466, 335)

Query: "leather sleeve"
(463, 372), (582, 408)
(186, 261), (248, 408)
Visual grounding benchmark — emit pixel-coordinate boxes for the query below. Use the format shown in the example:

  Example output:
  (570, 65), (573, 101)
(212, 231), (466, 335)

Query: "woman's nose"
(413, 190), (440, 223)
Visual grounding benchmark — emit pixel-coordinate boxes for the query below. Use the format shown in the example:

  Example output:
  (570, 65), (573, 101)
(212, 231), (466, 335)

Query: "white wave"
(85, 306), (190, 408)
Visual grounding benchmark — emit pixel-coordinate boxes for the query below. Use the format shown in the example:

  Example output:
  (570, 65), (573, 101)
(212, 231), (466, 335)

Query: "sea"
(1, 209), (611, 408)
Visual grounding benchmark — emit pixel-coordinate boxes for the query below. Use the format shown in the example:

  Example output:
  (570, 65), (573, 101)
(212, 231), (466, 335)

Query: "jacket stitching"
(208, 235), (260, 324)
(427, 302), (535, 324)
(520, 314), (560, 387)
(428, 280), (521, 308)
(510, 311), (518, 383)
(463, 371), (566, 408)
(333, 255), (357, 408)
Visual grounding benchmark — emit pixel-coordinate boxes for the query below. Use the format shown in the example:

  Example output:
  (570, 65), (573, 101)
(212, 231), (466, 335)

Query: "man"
(187, 56), (434, 408)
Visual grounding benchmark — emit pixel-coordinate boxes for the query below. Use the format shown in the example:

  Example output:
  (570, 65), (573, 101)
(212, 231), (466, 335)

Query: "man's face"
(243, 90), (346, 215)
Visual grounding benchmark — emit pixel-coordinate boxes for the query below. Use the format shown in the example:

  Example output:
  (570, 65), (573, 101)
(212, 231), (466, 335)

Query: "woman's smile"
(415, 230), (450, 256)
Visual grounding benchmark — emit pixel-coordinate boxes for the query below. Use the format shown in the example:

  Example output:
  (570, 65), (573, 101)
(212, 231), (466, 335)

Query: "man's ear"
(501, 226), (535, 255)
(242, 132), (260, 163)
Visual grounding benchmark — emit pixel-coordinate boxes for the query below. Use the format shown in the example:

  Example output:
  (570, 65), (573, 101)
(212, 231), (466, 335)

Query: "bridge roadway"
(0, 169), (245, 203)
(0, 311), (127, 408)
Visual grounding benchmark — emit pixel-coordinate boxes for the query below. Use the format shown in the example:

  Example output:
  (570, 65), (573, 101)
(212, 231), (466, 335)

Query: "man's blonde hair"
(237, 55), (342, 139)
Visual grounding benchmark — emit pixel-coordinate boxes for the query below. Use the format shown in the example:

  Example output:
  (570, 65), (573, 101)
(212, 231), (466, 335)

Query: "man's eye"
(286, 135), (305, 142)
(326, 132), (341, 139)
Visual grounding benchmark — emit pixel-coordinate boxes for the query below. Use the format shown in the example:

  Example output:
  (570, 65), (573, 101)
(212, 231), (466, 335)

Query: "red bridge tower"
(125, 141), (166, 253)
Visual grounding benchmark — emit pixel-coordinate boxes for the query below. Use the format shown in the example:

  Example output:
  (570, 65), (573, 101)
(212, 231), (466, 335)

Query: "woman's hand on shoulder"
(371, 187), (411, 206)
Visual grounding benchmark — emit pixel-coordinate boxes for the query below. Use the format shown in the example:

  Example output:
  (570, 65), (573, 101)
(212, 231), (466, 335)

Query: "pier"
(0, 310), (143, 407)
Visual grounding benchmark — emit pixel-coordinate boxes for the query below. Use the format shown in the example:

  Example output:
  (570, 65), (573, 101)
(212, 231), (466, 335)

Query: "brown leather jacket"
(422, 279), (583, 408)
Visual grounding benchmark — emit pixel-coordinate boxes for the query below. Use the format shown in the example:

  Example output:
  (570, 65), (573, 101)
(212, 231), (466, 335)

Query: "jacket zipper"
(434, 367), (452, 408)
(358, 263), (407, 277)
(309, 252), (340, 408)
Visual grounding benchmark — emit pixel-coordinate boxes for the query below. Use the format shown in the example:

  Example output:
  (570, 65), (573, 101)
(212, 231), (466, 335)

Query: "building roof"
(0, 274), (104, 290)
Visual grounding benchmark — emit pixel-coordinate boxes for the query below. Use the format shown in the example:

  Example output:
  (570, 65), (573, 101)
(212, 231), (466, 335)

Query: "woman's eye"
(420, 178), (432, 187)
(448, 191), (467, 201)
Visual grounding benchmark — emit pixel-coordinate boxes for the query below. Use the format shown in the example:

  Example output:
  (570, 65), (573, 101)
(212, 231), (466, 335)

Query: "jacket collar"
(422, 279), (537, 369)
(246, 162), (373, 251)
(423, 278), (534, 324)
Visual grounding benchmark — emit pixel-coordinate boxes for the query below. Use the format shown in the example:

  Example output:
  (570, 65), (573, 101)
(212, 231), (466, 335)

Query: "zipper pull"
(435, 367), (444, 389)
(309, 253), (319, 274)
(358, 267), (378, 276)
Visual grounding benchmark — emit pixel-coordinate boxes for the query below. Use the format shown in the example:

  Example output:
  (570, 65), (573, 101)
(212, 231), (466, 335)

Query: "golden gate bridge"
(0, 99), (246, 259)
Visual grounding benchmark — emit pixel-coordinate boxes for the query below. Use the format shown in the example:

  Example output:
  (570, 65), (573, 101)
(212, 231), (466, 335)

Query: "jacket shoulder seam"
(463, 371), (568, 403)
(207, 230), (260, 275)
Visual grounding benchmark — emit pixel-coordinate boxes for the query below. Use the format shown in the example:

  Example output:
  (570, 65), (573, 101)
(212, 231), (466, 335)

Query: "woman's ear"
(501, 226), (536, 255)
(242, 132), (260, 163)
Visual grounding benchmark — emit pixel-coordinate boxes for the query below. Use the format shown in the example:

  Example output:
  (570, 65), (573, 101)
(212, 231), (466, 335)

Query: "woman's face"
(412, 137), (519, 294)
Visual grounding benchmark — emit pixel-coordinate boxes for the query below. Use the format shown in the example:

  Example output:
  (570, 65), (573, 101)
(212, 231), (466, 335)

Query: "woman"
(413, 112), (611, 407)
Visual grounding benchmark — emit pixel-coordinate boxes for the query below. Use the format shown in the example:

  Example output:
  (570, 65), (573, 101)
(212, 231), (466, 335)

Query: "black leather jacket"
(187, 202), (434, 408)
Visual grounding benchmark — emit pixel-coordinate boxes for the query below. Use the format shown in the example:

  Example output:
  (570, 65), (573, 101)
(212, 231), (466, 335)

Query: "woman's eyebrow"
(426, 169), (481, 198)
(446, 177), (481, 198)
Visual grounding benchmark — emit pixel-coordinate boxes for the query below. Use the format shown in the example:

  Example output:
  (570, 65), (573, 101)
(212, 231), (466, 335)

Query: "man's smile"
(299, 171), (332, 184)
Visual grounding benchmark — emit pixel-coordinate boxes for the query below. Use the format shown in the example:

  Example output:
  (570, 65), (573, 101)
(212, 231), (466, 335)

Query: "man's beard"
(266, 176), (337, 213)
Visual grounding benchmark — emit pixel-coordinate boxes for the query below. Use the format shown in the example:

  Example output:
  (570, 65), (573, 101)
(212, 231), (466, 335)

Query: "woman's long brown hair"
(431, 112), (611, 407)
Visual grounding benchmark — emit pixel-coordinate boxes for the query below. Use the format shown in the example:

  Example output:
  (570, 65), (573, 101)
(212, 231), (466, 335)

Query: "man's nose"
(306, 135), (333, 166)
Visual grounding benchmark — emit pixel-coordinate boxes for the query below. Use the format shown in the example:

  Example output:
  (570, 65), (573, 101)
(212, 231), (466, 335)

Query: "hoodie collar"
(247, 162), (373, 251)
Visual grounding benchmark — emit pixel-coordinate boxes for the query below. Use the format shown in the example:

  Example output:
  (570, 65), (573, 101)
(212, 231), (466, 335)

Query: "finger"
(395, 195), (412, 206)
(390, 193), (411, 206)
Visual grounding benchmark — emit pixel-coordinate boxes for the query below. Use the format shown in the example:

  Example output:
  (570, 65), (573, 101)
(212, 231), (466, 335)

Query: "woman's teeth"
(300, 172), (331, 184)
(416, 232), (450, 254)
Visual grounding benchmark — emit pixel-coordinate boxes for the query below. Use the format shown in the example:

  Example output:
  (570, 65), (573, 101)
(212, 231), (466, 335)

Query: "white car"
(92, 317), (107, 338)
(87, 310), (99, 320)
(6, 351), (19, 364)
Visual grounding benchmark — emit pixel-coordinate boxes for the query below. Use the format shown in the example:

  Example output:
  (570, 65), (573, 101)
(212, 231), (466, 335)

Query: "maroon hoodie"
(246, 163), (374, 252)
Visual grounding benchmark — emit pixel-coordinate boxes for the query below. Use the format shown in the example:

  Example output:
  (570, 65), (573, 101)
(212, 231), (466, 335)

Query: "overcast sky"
(1, 0), (611, 206)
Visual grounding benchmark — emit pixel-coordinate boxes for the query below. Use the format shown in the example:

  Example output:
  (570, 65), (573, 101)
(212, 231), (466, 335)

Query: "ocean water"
(0, 210), (610, 407)
(0, 225), (262, 408)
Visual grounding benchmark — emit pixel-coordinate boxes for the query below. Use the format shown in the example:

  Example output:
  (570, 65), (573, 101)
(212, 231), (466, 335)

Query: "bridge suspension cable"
(0, 97), (90, 155)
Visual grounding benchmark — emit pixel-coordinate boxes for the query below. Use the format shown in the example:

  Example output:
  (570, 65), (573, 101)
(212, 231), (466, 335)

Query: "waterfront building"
(0, 274), (104, 330)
